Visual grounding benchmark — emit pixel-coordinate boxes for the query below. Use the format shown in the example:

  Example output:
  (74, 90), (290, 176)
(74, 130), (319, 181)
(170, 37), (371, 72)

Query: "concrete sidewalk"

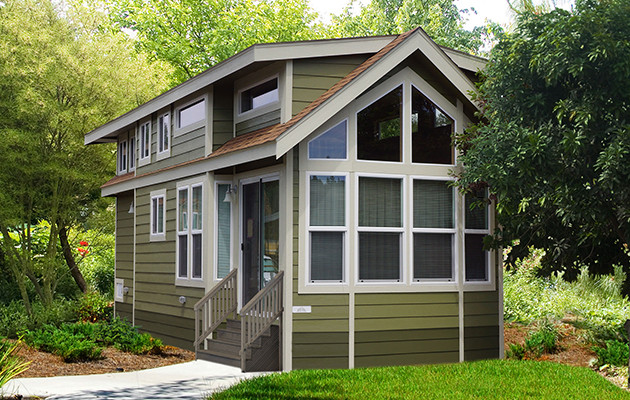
(2, 360), (262, 399)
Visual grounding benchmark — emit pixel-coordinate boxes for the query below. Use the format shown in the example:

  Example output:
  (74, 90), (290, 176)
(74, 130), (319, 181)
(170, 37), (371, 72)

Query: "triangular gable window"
(411, 86), (454, 164)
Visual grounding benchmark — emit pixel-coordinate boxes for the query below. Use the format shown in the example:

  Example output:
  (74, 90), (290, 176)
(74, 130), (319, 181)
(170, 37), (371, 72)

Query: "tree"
(327, 0), (501, 56)
(111, 0), (323, 85)
(455, 0), (630, 279)
(0, 0), (170, 309)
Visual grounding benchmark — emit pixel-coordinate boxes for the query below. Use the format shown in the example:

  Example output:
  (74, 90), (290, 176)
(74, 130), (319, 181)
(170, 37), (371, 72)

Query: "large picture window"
(411, 87), (454, 164)
(357, 86), (403, 162)
(465, 188), (490, 281)
(177, 183), (203, 281)
(358, 176), (402, 281)
(309, 175), (346, 282)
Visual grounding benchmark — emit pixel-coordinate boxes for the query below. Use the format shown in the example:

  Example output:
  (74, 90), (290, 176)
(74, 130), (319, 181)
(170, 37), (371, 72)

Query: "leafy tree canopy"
(456, 0), (630, 278)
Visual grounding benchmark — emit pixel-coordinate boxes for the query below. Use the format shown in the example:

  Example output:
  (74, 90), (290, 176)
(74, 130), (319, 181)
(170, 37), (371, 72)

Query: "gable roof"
(99, 28), (485, 195)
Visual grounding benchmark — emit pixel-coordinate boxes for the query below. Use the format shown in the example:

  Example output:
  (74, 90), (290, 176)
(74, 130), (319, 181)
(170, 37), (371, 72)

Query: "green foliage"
(0, 299), (77, 338)
(593, 340), (629, 367)
(505, 343), (526, 360)
(24, 324), (103, 363)
(503, 248), (630, 341)
(455, 0), (630, 279)
(76, 292), (113, 323)
(209, 360), (630, 399)
(94, 318), (162, 355)
(0, 338), (30, 389)
(524, 321), (559, 357)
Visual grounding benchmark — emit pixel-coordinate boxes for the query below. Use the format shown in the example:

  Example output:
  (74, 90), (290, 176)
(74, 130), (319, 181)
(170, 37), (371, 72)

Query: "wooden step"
(197, 349), (240, 368)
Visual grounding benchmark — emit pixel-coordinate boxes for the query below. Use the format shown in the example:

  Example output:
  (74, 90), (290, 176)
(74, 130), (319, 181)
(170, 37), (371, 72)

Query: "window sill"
(174, 121), (205, 137)
(149, 233), (165, 242)
(156, 150), (170, 161)
(138, 157), (151, 167)
(175, 278), (205, 289)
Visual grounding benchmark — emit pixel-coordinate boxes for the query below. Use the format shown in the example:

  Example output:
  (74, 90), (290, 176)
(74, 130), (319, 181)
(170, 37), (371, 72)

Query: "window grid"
(150, 194), (165, 238)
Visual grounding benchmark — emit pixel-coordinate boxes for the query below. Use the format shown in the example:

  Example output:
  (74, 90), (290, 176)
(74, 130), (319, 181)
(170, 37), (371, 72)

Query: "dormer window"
(239, 77), (278, 114)
(139, 121), (151, 165)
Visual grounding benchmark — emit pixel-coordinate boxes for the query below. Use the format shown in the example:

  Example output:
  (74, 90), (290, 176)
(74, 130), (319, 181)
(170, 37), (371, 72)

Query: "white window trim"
(138, 120), (151, 167)
(214, 181), (233, 281)
(355, 173), (406, 285)
(463, 189), (494, 289)
(128, 135), (136, 172)
(174, 94), (207, 137)
(117, 139), (127, 174)
(150, 189), (166, 242)
(176, 178), (205, 287)
(305, 172), (349, 285)
(235, 74), (280, 121)
(157, 112), (171, 160)
(307, 119), (349, 161)
(410, 176), (458, 286)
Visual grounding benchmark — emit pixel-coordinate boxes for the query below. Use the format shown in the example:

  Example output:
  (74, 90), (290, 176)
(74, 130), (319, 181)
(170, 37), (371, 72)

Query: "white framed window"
(157, 112), (170, 159)
(215, 182), (232, 280)
(238, 76), (279, 115)
(176, 97), (206, 134)
(177, 182), (203, 281)
(308, 174), (347, 283)
(357, 175), (404, 282)
(357, 85), (403, 163)
(411, 85), (455, 165)
(128, 135), (135, 171)
(150, 189), (166, 241)
(308, 120), (348, 160)
(412, 178), (456, 281)
(464, 188), (490, 282)
(117, 139), (127, 174)
(138, 121), (151, 166)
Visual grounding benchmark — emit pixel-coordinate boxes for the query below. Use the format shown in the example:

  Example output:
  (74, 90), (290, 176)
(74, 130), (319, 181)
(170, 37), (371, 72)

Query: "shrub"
(0, 338), (30, 389)
(0, 299), (77, 338)
(525, 322), (559, 357)
(94, 318), (162, 354)
(505, 343), (526, 360)
(76, 292), (113, 323)
(24, 324), (102, 363)
(593, 340), (629, 367)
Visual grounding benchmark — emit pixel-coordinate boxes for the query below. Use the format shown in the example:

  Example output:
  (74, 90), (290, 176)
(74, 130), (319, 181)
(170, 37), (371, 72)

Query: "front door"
(241, 178), (279, 305)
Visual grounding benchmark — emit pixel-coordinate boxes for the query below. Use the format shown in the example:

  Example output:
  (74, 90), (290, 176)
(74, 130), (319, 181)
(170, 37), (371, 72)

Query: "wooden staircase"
(194, 269), (283, 372)
(197, 319), (280, 371)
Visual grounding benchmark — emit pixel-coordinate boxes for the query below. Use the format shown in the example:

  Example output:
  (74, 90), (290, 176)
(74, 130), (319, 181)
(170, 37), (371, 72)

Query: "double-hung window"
(150, 189), (166, 241)
(157, 113), (170, 159)
(308, 174), (346, 282)
(358, 176), (403, 281)
(177, 183), (203, 281)
(412, 179), (455, 280)
(117, 139), (127, 174)
(215, 183), (232, 280)
(139, 121), (151, 165)
(464, 189), (490, 281)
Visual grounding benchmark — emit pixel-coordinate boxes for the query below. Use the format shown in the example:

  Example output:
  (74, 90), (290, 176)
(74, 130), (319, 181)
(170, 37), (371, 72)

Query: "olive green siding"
(354, 293), (459, 367)
(464, 291), (500, 361)
(132, 180), (204, 348)
(235, 109), (281, 136)
(292, 55), (368, 116)
(115, 193), (134, 320)
(213, 84), (234, 151)
(137, 123), (206, 175)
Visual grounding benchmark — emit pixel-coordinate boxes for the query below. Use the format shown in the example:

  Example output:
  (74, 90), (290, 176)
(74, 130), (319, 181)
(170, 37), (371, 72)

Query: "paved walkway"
(3, 360), (262, 399)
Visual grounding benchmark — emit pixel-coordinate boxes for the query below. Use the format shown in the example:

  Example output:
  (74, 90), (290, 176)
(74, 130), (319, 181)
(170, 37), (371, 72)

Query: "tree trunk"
(59, 225), (87, 293)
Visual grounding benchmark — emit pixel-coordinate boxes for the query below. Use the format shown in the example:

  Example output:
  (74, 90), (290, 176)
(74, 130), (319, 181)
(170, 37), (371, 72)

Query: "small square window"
(178, 99), (205, 129)
(240, 78), (278, 114)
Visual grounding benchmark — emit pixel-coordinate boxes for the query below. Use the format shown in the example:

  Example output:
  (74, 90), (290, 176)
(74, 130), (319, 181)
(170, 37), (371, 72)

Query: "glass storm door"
(241, 179), (279, 305)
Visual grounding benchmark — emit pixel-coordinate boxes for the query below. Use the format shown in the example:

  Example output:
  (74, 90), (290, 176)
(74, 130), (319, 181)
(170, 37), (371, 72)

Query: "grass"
(210, 360), (630, 399)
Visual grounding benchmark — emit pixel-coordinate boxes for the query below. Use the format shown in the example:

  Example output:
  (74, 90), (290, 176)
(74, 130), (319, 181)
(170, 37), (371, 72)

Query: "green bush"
(24, 324), (102, 362)
(593, 340), (629, 367)
(76, 292), (113, 323)
(94, 318), (162, 354)
(0, 299), (77, 338)
(525, 322), (559, 357)
(505, 343), (526, 360)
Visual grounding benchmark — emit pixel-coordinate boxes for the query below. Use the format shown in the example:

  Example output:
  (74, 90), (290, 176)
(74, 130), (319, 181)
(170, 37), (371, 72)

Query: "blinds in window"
(310, 232), (343, 281)
(413, 180), (453, 228)
(465, 190), (488, 230)
(359, 177), (401, 227)
(414, 233), (453, 279)
(359, 232), (400, 280)
(310, 176), (345, 226)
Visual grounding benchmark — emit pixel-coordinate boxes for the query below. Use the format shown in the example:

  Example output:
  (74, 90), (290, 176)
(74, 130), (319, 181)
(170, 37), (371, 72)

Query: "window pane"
(178, 189), (188, 232)
(359, 177), (401, 227)
(192, 186), (202, 231)
(310, 232), (343, 281)
(241, 78), (278, 113)
(413, 180), (453, 228)
(308, 121), (347, 159)
(159, 114), (170, 153)
(178, 235), (188, 278)
(118, 141), (127, 172)
(412, 87), (454, 164)
(414, 233), (452, 280)
(129, 138), (135, 169)
(465, 189), (488, 230)
(192, 233), (202, 279)
(359, 232), (400, 280)
(262, 180), (279, 285)
(151, 197), (158, 234)
(141, 123), (150, 159)
(217, 184), (231, 279)
(157, 197), (164, 234)
(179, 99), (205, 128)
(310, 175), (345, 226)
(357, 85), (402, 162)
(466, 234), (488, 281)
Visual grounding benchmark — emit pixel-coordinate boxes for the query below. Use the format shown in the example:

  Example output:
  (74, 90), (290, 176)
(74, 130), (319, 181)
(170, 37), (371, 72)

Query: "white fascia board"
(275, 30), (481, 157)
(440, 47), (487, 74)
(101, 142), (275, 196)
(85, 37), (396, 146)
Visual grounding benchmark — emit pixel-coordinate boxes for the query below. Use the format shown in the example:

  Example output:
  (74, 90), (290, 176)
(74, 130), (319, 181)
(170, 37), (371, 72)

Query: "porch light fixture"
(128, 201), (134, 214)
(223, 185), (237, 203)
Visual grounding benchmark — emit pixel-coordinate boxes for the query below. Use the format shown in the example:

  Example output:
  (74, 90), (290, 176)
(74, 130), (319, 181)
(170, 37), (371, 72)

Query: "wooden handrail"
(194, 268), (238, 356)
(240, 271), (284, 371)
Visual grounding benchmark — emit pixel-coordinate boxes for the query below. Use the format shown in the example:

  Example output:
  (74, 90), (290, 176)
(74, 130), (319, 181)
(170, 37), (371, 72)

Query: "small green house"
(85, 28), (502, 372)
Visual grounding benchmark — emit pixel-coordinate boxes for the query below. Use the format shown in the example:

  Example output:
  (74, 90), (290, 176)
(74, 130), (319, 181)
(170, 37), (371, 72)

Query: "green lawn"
(210, 360), (630, 399)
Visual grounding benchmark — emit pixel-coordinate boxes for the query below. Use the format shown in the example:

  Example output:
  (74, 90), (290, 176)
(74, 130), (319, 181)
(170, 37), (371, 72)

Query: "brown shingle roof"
(102, 29), (419, 190)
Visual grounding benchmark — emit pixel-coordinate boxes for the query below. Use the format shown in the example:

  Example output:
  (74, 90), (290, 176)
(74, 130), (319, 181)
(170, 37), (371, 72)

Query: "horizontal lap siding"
(213, 84), (233, 151)
(292, 56), (368, 116)
(354, 293), (459, 367)
(115, 193), (134, 319)
(137, 124), (206, 175)
(235, 109), (281, 136)
(464, 291), (500, 361)
(133, 181), (204, 349)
